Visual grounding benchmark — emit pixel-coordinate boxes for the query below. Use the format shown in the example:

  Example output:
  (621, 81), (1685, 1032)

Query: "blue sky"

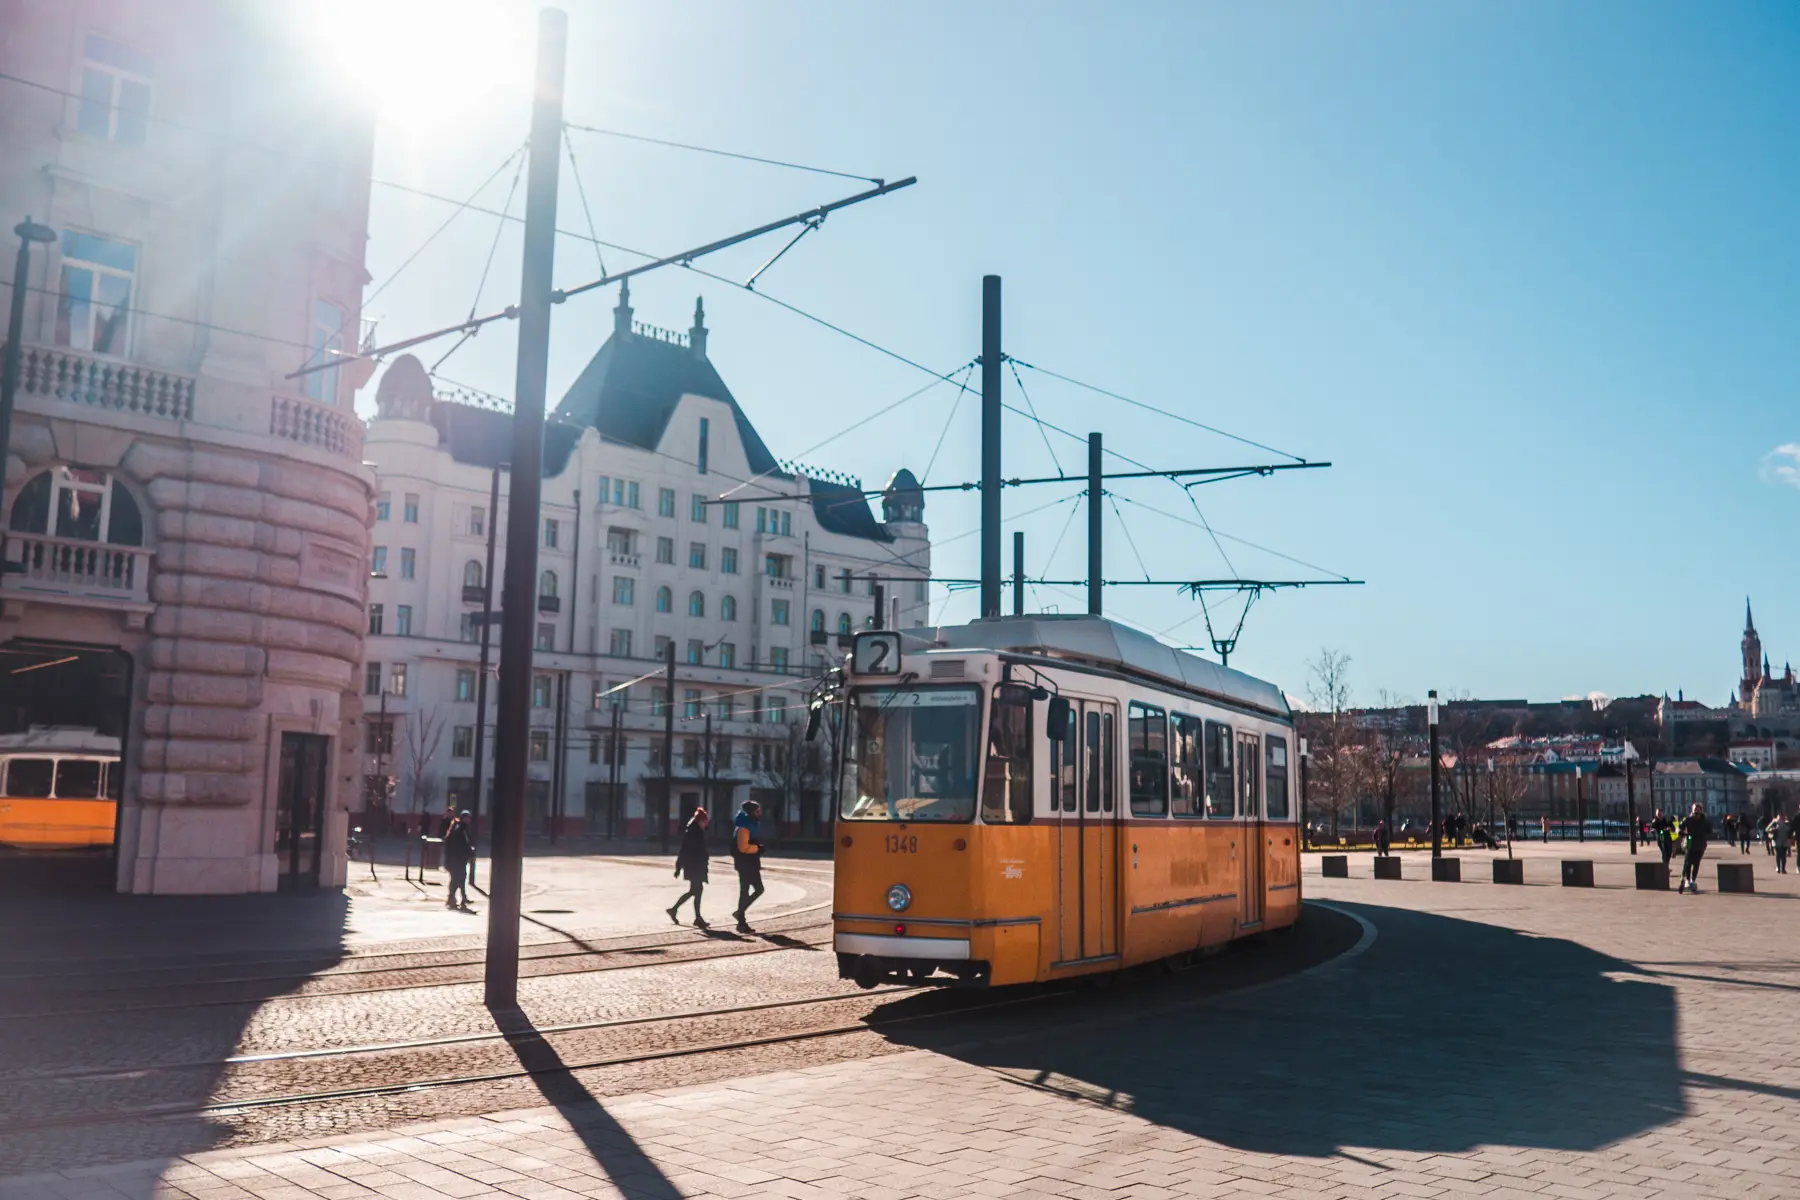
(349, 2), (1800, 707)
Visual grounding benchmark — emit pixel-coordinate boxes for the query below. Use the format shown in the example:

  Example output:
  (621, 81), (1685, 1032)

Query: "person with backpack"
(443, 810), (475, 910)
(1677, 803), (1712, 894)
(731, 799), (766, 933)
(667, 807), (711, 928)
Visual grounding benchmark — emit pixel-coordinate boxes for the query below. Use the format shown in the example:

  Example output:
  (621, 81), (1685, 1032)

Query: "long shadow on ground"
(885, 901), (1683, 1158)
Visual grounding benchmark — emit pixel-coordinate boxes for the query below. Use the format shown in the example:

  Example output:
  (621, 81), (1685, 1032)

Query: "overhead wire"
(1107, 492), (1153, 582)
(920, 364), (976, 485)
(432, 149), (531, 373)
(563, 120), (881, 185)
(1109, 492), (1352, 581)
(561, 126), (609, 279)
(1008, 359), (1065, 478)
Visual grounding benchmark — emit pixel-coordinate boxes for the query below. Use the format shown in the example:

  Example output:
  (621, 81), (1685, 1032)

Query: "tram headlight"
(886, 883), (912, 913)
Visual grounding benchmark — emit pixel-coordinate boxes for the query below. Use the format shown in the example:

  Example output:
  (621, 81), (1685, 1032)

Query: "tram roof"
(907, 615), (1290, 718)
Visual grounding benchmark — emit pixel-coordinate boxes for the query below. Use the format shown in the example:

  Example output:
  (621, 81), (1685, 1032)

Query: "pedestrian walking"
(1651, 810), (1674, 867)
(731, 799), (766, 933)
(443, 809), (475, 910)
(1374, 820), (1390, 857)
(1677, 803), (1712, 894)
(1771, 815), (1790, 875)
(667, 807), (712, 927)
(1742, 819), (1754, 854)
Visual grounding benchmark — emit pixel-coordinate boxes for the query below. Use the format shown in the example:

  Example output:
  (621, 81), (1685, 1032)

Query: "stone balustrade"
(6, 342), (195, 422)
(2, 531), (154, 606)
(269, 394), (364, 460)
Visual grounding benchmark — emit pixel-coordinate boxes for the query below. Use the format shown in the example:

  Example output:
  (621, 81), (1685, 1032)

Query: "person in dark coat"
(667, 808), (711, 927)
(1678, 803), (1712, 894)
(732, 799), (765, 933)
(1374, 820), (1391, 857)
(443, 810), (475, 910)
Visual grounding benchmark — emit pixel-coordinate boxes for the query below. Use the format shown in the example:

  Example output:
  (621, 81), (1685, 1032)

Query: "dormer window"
(8, 468), (143, 546)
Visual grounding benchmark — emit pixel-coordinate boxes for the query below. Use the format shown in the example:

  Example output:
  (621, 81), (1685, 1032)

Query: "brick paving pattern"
(5, 849), (1797, 1199)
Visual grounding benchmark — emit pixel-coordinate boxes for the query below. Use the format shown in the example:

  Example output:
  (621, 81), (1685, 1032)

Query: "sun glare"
(303, 0), (532, 133)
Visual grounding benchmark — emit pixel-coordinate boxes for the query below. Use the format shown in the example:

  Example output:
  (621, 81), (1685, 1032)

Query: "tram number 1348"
(884, 834), (919, 854)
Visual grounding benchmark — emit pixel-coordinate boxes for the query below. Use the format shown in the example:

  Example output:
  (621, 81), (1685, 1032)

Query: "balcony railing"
(269, 394), (363, 459)
(609, 550), (640, 568)
(3, 532), (154, 611)
(462, 584), (486, 604)
(765, 575), (794, 590)
(538, 594), (561, 614)
(6, 342), (195, 422)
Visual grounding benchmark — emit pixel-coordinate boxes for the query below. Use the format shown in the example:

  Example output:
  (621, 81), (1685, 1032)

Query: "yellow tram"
(833, 615), (1300, 988)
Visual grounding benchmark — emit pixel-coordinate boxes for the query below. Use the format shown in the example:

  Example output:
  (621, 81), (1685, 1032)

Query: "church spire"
(613, 279), (633, 338)
(689, 295), (708, 359)
(1747, 596), (1756, 635)
(1742, 597), (1766, 705)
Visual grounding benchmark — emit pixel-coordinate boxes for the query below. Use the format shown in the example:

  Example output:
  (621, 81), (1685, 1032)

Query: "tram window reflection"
(981, 691), (1033, 824)
(4, 758), (53, 797)
(55, 760), (103, 799)
(1170, 713), (1203, 817)
(1265, 736), (1290, 820)
(1204, 721), (1234, 818)
(841, 686), (980, 822)
(1128, 702), (1168, 817)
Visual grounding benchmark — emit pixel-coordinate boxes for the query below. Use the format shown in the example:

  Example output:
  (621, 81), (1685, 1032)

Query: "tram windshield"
(840, 685), (981, 822)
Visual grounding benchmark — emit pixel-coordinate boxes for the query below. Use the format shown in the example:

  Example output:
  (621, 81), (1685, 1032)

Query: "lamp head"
(14, 219), (55, 244)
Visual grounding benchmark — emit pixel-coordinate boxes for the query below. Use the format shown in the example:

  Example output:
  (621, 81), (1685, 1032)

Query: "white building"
(361, 290), (931, 840)
(0, 1), (376, 892)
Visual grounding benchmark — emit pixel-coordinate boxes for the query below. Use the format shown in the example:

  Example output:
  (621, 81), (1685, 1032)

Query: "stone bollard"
(1635, 862), (1669, 890)
(1321, 855), (1349, 878)
(1718, 862), (1754, 894)
(1561, 860), (1594, 888)
(1493, 858), (1524, 885)
(1373, 856), (1402, 880)
(1431, 857), (1461, 882)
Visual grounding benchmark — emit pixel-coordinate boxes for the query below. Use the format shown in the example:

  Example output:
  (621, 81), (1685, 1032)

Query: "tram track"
(0, 908), (835, 1020)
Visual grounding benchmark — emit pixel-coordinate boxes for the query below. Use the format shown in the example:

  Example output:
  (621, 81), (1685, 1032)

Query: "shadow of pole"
(488, 1002), (686, 1199)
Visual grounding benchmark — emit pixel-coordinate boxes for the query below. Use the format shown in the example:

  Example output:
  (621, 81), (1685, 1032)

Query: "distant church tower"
(1741, 597), (1764, 705)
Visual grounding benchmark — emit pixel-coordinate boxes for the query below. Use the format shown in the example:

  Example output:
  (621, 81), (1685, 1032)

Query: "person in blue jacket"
(731, 799), (765, 933)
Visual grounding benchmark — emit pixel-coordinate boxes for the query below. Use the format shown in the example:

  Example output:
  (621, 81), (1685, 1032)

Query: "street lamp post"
(1428, 690), (1442, 859)
(1, 219), (57, 521)
(1625, 741), (1639, 855)
(1299, 737), (1310, 850)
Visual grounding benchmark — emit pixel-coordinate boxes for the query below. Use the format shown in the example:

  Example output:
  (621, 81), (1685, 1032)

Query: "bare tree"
(1306, 648), (1353, 717)
(1303, 649), (1360, 840)
(404, 706), (447, 823)
(756, 719), (828, 838)
(1488, 756), (1534, 858)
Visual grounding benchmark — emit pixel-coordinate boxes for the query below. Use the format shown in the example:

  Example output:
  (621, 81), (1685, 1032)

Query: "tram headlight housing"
(886, 883), (912, 913)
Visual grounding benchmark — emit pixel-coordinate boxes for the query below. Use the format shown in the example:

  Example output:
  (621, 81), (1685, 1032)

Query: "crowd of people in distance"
(1645, 805), (1796, 891)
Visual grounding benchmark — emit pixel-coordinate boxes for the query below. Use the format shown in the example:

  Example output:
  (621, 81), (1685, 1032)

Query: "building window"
(371, 546), (388, 576)
(612, 576), (635, 606)
(452, 726), (474, 758)
(837, 612), (852, 636)
(698, 417), (710, 475)
(914, 580), (928, 602)
(658, 487), (676, 518)
(532, 674), (552, 707)
(771, 646), (789, 671)
(756, 507), (767, 534)
(627, 481), (641, 509)
(718, 696), (735, 722)
(689, 542), (707, 570)
(609, 628), (633, 657)
(389, 663), (408, 697)
(720, 595), (737, 622)
(780, 511), (792, 536)
(656, 586), (672, 613)
(304, 299), (344, 404)
(765, 554), (791, 579)
(400, 548), (415, 580)
(395, 605), (412, 636)
(651, 687), (669, 717)
(722, 501), (739, 529)
(685, 688), (703, 718)
(689, 590), (706, 618)
(456, 668), (475, 702)
(77, 35), (154, 146)
(691, 494), (707, 523)
(544, 518), (559, 549)
(810, 609), (825, 634)
(656, 536), (675, 565)
(365, 662), (382, 695)
(721, 547), (739, 574)
(772, 599), (790, 626)
(470, 506), (485, 536)
(839, 569), (852, 594)
(719, 642), (736, 669)
(368, 604), (384, 635)
(463, 560), (483, 589)
(716, 739), (733, 769)
(687, 639), (704, 665)
(366, 720), (394, 755)
(56, 231), (136, 355)
(536, 623), (555, 651)
(814, 565), (826, 589)
(403, 493), (420, 522)
(529, 730), (549, 761)
(460, 613), (481, 643)
(376, 492), (391, 521)
(681, 738), (701, 769)
(654, 635), (672, 661)
(540, 569), (558, 598)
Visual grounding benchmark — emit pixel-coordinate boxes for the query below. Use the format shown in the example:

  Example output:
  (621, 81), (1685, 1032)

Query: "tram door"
(1237, 731), (1264, 927)
(1052, 700), (1120, 963)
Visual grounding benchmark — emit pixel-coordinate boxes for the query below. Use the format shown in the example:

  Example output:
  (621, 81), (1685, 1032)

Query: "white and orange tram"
(832, 615), (1301, 989)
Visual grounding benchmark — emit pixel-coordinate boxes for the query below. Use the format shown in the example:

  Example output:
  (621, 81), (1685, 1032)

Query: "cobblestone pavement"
(7, 855), (1798, 1198)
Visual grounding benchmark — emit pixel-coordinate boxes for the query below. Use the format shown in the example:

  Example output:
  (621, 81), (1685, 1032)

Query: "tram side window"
(1170, 713), (1203, 817)
(1051, 706), (1078, 811)
(1204, 720), (1235, 818)
(1103, 711), (1115, 812)
(982, 693), (1034, 824)
(1266, 736), (1291, 820)
(1084, 710), (1103, 812)
(4, 758), (54, 797)
(1128, 702), (1168, 817)
(55, 760), (103, 799)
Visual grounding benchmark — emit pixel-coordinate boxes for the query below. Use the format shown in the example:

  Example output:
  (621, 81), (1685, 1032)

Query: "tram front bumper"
(835, 933), (987, 989)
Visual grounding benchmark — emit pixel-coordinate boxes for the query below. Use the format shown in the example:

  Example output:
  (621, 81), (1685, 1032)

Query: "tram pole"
(979, 275), (1002, 619)
(1087, 432), (1103, 616)
(484, 6), (565, 1011)
(1012, 531), (1025, 616)
(661, 638), (675, 854)
(1428, 689), (1442, 860)
(470, 461), (503, 839)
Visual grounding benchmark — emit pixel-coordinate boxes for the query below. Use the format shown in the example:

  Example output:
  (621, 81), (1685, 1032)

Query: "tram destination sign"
(852, 631), (902, 675)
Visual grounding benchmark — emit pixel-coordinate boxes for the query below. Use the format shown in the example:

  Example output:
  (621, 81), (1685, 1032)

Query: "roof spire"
(613, 279), (633, 338)
(689, 295), (708, 359)
(1747, 595), (1756, 634)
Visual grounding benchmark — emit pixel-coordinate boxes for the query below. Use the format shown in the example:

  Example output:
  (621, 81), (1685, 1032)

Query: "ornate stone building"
(0, 1), (376, 891)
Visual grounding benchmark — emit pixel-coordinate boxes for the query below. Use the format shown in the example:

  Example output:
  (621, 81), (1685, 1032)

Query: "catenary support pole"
(607, 703), (622, 838)
(661, 638), (675, 854)
(1627, 754), (1638, 854)
(1012, 531), (1025, 616)
(1087, 432), (1103, 616)
(1428, 689), (1442, 860)
(979, 274), (1002, 618)
(471, 463), (502, 835)
(485, 6), (565, 1010)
